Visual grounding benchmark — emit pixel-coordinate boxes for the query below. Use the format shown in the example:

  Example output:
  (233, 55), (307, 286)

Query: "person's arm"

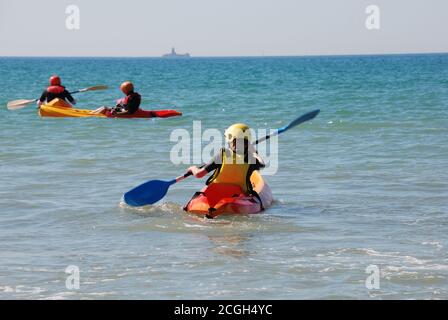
(37, 91), (47, 107)
(248, 143), (266, 168)
(188, 151), (222, 178)
(188, 166), (208, 178)
(64, 90), (76, 105)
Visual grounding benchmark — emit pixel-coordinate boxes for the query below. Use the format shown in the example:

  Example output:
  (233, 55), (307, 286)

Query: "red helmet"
(49, 75), (61, 86)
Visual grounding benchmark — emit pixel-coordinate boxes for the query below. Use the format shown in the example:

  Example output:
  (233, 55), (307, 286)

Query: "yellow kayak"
(38, 99), (182, 119)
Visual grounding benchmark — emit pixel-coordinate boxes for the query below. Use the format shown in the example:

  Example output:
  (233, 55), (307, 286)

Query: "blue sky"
(0, 0), (447, 56)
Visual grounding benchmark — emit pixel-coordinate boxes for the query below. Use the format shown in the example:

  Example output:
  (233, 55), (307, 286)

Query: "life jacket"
(207, 148), (252, 194)
(47, 85), (65, 95)
(117, 91), (141, 106)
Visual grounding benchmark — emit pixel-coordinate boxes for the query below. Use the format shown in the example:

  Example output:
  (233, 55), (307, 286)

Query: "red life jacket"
(117, 92), (140, 105)
(47, 85), (65, 94)
(116, 92), (141, 106)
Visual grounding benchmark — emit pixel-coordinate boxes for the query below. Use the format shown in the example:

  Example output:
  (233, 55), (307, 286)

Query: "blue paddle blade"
(279, 109), (320, 134)
(123, 179), (176, 207)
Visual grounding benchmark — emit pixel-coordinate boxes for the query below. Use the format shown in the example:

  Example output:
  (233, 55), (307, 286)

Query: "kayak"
(38, 98), (182, 118)
(184, 171), (273, 218)
(39, 99), (182, 118)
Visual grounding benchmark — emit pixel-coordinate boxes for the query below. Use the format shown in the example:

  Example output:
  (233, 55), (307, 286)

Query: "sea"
(0, 54), (447, 299)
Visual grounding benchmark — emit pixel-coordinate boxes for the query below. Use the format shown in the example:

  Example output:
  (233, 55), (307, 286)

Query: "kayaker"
(37, 75), (76, 107)
(94, 81), (142, 116)
(187, 123), (266, 210)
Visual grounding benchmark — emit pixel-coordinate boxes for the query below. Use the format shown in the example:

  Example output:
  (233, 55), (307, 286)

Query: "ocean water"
(0, 54), (447, 299)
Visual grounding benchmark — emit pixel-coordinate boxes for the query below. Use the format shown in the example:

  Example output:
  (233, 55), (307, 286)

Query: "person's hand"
(254, 152), (264, 163)
(188, 166), (199, 176)
(248, 143), (265, 166)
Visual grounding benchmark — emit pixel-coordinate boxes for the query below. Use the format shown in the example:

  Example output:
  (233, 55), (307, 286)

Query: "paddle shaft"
(28, 89), (78, 104)
(175, 171), (195, 183)
(25, 89), (94, 103)
(7, 85), (108, 110)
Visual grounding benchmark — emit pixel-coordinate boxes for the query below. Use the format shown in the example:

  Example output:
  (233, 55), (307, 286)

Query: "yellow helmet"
(224, 123), (252, 143)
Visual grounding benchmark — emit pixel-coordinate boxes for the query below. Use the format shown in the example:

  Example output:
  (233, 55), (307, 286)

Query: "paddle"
(6, 85), (108, 110)
(123, 109), (320, 207)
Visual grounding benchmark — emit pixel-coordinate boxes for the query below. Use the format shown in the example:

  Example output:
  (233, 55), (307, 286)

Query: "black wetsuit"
(39, 89), (75, 104)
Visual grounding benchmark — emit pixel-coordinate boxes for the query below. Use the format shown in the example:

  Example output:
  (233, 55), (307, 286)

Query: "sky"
(0, 0), (447, 57)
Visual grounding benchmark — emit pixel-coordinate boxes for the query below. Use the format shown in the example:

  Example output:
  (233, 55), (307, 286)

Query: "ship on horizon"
(162, 47), (191, 58)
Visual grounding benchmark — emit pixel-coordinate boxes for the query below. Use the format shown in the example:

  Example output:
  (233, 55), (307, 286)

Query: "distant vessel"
(162, 47), (191, 58)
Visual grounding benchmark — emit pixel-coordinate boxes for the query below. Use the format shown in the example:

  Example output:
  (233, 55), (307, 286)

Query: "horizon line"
(0, 51), (447, 59)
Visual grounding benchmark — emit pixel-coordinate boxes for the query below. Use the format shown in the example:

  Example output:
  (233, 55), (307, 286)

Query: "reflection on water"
(207, 234), (252, 259)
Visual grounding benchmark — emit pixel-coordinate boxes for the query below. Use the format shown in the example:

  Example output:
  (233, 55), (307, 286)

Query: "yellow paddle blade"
(7, 99), (36, 110)
(79, 85), (108, 92)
